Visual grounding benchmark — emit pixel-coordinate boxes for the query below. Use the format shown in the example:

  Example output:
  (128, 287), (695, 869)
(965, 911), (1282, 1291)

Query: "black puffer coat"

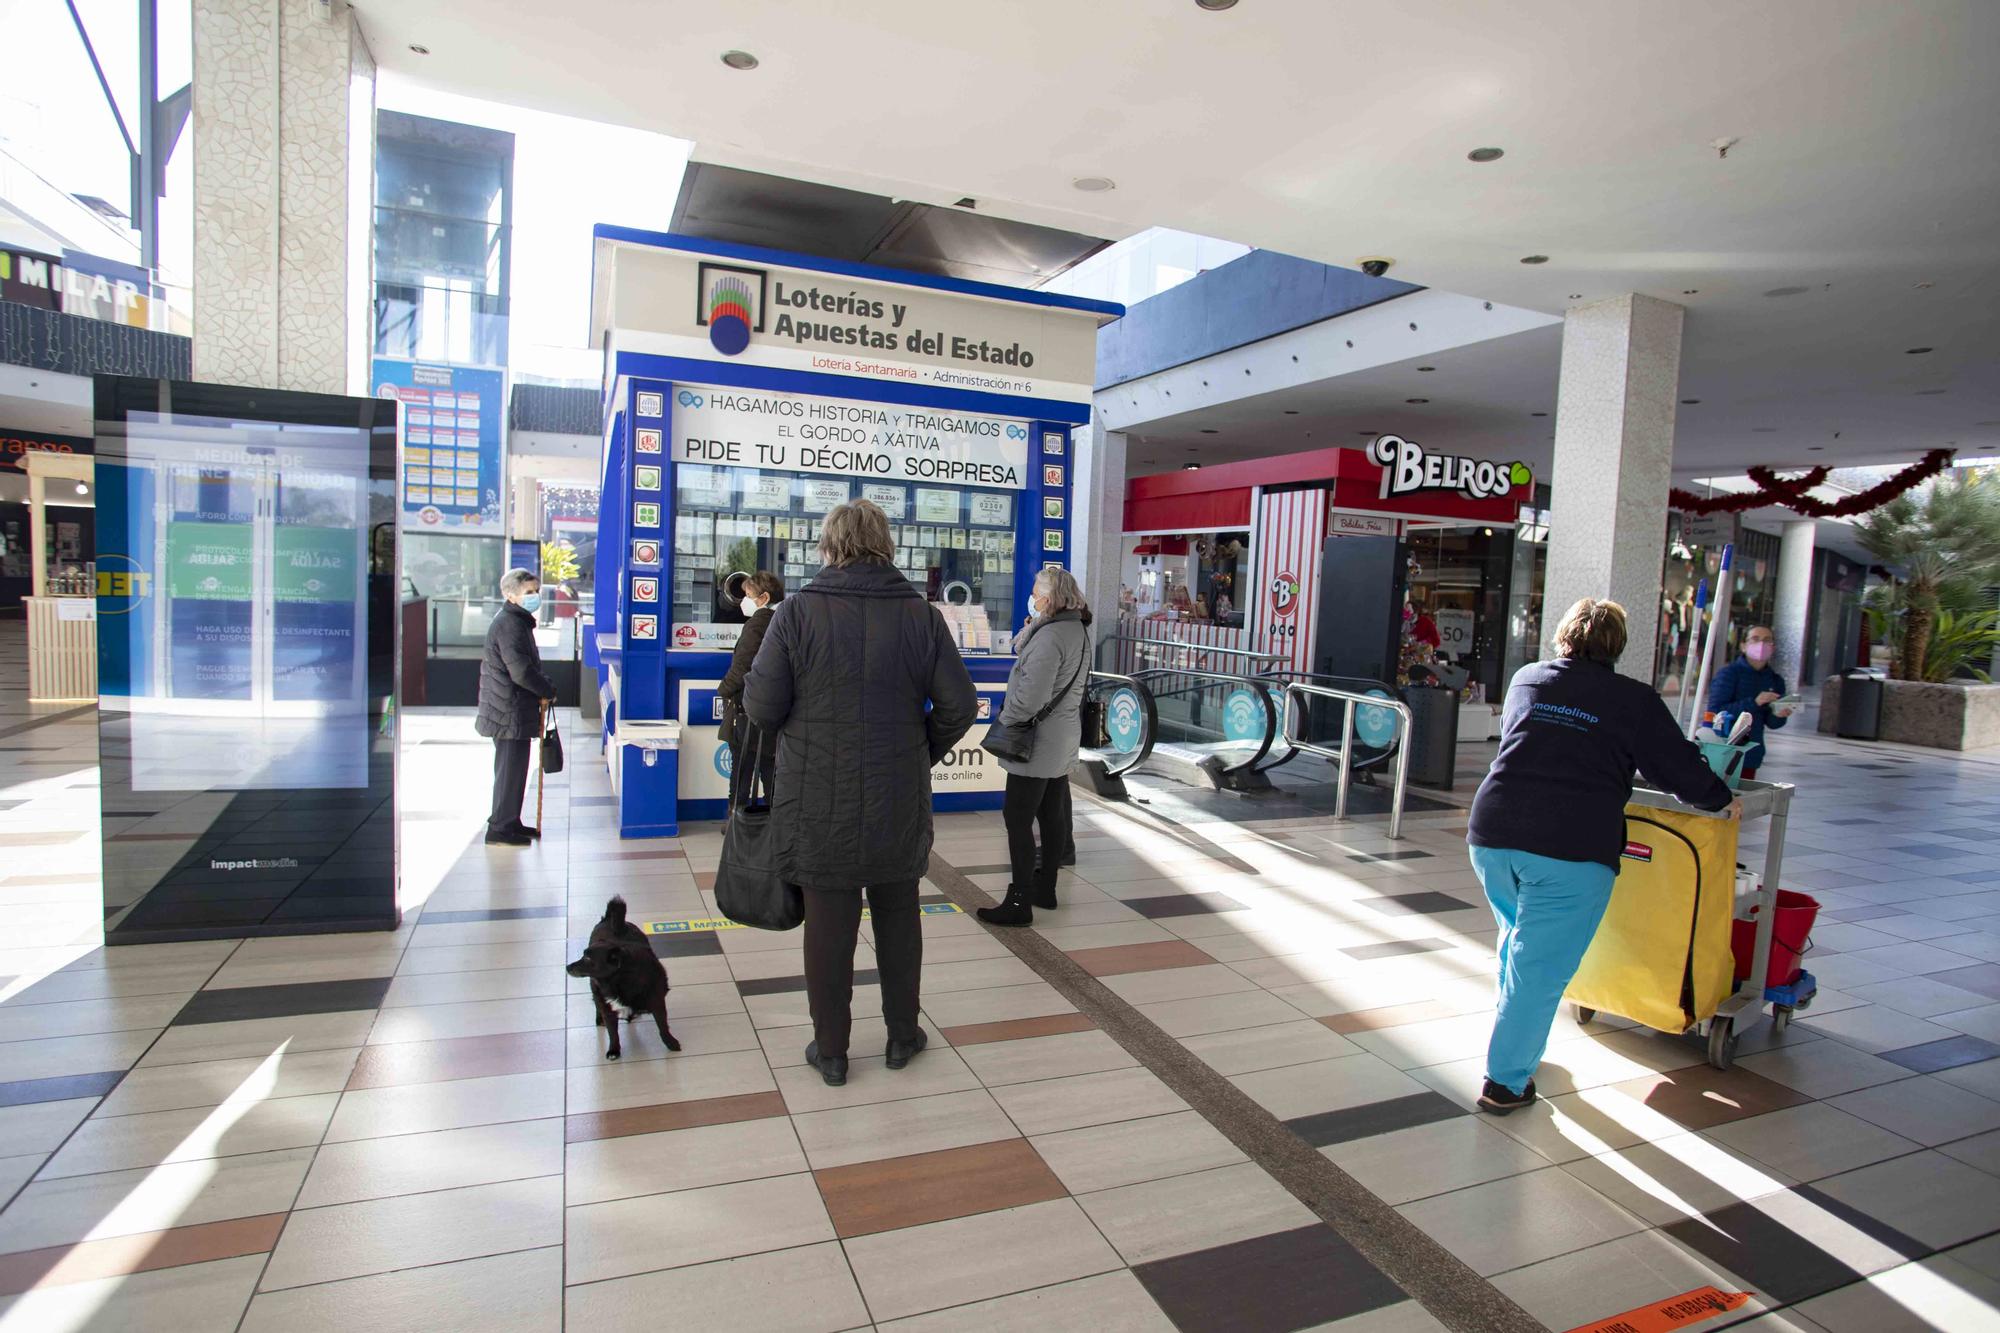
(475, 602), (556, 739)
(743, 561), (977, 890)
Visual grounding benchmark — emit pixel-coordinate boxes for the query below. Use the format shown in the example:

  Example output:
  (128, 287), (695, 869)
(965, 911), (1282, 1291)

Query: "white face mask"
(1030, 595), (1049, 618)
(740, 596), (762, 618)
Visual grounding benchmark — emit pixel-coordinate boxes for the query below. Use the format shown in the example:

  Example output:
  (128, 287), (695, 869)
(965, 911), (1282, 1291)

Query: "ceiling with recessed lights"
(360, 0), (2000, 477)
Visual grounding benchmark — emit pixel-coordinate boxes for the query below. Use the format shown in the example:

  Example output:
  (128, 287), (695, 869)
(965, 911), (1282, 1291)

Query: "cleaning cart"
(1565, 779), (1815, 1069)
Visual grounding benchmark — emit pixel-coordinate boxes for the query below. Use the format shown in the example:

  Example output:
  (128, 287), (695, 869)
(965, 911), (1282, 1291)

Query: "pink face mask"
(1745, 642), (1773, 665)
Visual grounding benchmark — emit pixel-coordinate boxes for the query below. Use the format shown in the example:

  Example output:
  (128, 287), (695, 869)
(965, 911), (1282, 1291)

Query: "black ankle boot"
(804, 1040), (847, 1087)
(1030, 880), (1058, 910)
(977, 884), (1034, 927)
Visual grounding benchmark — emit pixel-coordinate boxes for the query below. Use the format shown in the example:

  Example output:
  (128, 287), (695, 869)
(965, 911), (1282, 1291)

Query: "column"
(1072, 424), (1128, 634)
(1541, 294), (1685, 681)
(192, 0), (375, 392)
(1773, 519), (1817, 685)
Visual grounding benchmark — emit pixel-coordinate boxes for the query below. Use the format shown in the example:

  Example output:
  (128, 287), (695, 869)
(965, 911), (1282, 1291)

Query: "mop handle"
(1686, 544), (1735, 739)
(1678, 578), (1710, 732)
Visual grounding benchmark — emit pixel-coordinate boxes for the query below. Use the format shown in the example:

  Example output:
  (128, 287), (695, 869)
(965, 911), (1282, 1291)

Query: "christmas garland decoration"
(1669, 448), (1954, 518)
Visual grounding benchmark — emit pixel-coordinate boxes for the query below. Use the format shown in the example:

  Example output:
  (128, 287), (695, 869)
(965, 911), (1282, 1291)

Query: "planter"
(1820, 675), (2000, 751)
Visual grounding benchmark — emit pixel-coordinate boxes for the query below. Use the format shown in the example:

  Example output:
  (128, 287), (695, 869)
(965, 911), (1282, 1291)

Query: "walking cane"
(536, 699), (546, 834)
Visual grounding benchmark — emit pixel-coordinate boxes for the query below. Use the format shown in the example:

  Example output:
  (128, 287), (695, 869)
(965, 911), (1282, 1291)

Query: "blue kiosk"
(586, 227), (1122, 837)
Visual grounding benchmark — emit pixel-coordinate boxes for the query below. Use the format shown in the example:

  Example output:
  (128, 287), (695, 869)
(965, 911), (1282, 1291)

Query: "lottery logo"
(635, 391), (663, 418)
(630, 615), (658, 641)
(634, 428), (662, 454)
(673, 623), (699, 648)
(631, 577), (658, 603)
(631, 539), (661, 567)
(697, 262), (767, 356)
(634, 466), (661, 491)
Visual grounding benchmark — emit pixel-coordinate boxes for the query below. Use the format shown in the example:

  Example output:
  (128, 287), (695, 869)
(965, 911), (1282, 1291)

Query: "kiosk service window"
(667, 384), (1032, 655)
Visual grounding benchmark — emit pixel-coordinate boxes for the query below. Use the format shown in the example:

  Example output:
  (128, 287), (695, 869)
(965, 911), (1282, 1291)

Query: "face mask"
(1030, 596), (1048, 618)
(740, 596), (761, 618)
(518, 592), (542, 613)
(1745, 642), (1772, 664)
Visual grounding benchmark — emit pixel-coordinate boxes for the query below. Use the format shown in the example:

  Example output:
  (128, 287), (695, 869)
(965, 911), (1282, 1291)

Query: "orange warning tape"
(1562, 1287), (1751, 1333)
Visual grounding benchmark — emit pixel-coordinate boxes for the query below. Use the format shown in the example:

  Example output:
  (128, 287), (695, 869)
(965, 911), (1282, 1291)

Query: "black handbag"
(540, 705), (565, 774)
(982, 647), (1088, 764)
(714, 725), (803, 931)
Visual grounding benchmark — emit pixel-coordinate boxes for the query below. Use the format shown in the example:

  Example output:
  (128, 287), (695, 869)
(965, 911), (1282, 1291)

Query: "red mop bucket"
(1731, 890), (1820, 987)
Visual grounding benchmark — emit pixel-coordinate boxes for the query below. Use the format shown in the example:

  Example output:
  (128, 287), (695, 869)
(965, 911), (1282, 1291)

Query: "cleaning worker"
(1467, 598), (1738, 1114)
(1706, 625), (1794, 780)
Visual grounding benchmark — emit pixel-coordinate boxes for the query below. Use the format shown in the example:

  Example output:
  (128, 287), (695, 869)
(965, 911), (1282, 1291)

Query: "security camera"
(1358, 257), (1394, 278)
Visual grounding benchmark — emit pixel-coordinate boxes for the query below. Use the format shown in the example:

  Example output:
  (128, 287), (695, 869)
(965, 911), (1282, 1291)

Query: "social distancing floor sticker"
(645, 902), (965, 934)
(1563, 1287), (1752, 1333)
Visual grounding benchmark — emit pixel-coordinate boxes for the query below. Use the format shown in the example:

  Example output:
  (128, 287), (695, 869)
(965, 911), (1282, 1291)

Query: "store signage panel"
(1328, 436), (1524, 525)
(1330, 511), (1398, 538)
(0, 428), (93, 474)
(374, 359), (506, 534)
(672, 385), (1029, 490)
(611, 244), (1102, 406)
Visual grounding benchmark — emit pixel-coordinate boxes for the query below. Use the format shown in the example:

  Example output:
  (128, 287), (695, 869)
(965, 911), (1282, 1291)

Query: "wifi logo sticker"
(697, 262), (766, 356)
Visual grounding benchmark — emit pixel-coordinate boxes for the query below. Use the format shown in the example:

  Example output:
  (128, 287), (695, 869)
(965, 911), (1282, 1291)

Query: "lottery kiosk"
(588, 227), (1121, 836)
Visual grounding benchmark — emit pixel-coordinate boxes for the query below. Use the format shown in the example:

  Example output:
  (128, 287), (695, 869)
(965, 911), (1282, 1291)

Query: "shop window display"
(1655, 522), (1779, 697)
(671, 466), (1017, 654)
(1402, 525), (1516, 701)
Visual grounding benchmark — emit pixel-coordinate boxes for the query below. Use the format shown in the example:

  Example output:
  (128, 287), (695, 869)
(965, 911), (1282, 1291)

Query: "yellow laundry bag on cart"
(1564, 802), (1739, 1034)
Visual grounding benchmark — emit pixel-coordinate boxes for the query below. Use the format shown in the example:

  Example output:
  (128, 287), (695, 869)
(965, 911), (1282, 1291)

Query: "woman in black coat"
(744, 500), (978, 1087)
(474, 568), (557, 846)
(716, 571), (783, 805)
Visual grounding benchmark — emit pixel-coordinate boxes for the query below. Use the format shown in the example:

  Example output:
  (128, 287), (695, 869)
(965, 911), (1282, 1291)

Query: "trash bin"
(1400, 684), (1459, 790)
(614, 719), (681, 839)
(1837, 671), (1882, 741)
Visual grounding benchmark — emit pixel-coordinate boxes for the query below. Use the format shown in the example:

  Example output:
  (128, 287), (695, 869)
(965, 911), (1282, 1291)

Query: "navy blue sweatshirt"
(1469, 658), (1735, 871)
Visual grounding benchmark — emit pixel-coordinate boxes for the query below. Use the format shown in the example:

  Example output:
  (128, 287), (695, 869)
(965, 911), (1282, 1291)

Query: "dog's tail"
(606, 895), (628, 928)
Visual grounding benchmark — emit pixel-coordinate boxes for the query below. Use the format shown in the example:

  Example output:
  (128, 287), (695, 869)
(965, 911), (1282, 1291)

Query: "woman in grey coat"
(978, 567), (1092, 927)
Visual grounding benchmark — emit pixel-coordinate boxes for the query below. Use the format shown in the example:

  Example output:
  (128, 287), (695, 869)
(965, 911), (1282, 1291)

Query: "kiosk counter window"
(670, 467), (1018, 654)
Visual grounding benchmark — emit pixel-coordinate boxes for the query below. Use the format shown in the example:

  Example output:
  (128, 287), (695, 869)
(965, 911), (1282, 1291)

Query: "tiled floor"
(0, 615), (1998, 1330)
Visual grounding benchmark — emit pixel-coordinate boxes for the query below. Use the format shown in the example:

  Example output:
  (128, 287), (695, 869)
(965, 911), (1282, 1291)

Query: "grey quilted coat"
(474, 602), (555, 739)
(742, 560), (978, 891)
(998, 610), (1091, 779)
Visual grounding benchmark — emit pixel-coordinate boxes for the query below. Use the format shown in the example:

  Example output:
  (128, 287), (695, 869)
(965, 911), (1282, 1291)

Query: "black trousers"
(488, 737), (533, 836)
(1003, 774), (1067, 893)
(803, 880), (922, 1059)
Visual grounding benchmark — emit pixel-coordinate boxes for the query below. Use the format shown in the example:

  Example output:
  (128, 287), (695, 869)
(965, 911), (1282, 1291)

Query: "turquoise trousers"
(1469, 845), (1618, 1096)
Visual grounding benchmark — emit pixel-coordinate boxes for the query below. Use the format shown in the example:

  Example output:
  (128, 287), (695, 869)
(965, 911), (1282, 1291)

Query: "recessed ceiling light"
(1072, 176), (1116, 193)
(1915, 281), (1935, 290)
(1283, 410), (1300, 415)
(1356, 431), (1378, 437)
(720, 49), (759, 70)
(1417, 366), (1436, 372)
(1520, 255), (1549, 265)
(1467, 147), (1505, 163)
(1681, 399), (1701, 405)
(1531, 412), (1548, 418)
(1906, 347), (1934, 355)
(1568, 293), (1583, 300)
(1683, 289), (1699, 295)
(1406, 398), (1430, 405)
(75, 482), (88, 495)
(1183, 463), (1202, 471)
(1200, 429), (1220, 434)
(1763, 286), (1809, 298)
(408, 43), (430, 54)
(1807, 446), (1824, 452)
(1195, 0), (1238, 9)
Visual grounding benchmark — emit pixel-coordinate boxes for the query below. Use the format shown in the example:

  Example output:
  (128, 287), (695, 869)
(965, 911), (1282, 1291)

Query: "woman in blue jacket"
(1468, 598), (1735, 1114)
(1706, 625), (1793, 780)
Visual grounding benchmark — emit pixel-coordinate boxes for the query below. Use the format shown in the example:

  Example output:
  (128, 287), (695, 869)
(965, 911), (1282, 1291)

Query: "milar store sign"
(1, 247), (156, 328)
(1369, 434), (1529, 503)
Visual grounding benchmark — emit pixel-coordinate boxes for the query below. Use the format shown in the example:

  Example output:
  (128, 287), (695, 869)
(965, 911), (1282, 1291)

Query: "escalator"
(1131, 667), (1296, 791)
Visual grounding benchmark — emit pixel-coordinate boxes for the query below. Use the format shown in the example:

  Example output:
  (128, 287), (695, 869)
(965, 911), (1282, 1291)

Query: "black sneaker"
(484, 829), (532, 847)
(886, 1030), (928, 1070)
(804, 1040), (847, 1087)
(509, 822), (542, 841)
(1477, 1078), (1537, 1115)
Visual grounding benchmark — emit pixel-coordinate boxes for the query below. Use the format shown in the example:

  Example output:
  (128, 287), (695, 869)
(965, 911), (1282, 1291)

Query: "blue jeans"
(1469, 845), (1618, 1096)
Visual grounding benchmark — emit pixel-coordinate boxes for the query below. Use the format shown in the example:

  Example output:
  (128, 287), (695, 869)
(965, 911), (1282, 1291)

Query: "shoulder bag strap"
(1026, 637), (1088, 728)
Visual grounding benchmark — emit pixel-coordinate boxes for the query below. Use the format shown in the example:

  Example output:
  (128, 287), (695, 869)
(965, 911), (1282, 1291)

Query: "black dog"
(566, 896), (679, 1061)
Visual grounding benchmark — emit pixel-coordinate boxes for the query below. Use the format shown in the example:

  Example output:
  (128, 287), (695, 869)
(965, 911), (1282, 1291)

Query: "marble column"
(1541, 294), (1685, 681)
(1073, 424), (1128, 633)
(1773, 519), (1817, 685)
(192, 0), (375, 393)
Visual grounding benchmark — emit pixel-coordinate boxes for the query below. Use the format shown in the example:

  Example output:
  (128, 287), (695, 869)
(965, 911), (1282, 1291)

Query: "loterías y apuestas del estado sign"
(1369, 434), (1530, 502)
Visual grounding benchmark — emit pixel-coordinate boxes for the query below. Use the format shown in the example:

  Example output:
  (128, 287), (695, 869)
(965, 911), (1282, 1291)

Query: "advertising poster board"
(372, 359), (506, 534)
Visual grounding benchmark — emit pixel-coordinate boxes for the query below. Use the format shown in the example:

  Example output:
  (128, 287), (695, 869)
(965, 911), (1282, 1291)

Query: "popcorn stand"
(586, 227), (1122, 836)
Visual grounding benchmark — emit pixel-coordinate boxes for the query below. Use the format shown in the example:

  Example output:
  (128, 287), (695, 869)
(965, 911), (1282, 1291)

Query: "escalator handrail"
(1084, 670), (1158, 778)
(1129, 667), (1282, 776)
(1257, 668), (1407, 757)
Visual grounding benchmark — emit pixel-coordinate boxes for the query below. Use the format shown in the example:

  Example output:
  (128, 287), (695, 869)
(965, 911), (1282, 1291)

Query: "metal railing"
(1132, 667), (1283, 776)
(1082, 670), (1158, 778)
(1100, 632), (1284, 673)
(1280, 681), (1414, 839)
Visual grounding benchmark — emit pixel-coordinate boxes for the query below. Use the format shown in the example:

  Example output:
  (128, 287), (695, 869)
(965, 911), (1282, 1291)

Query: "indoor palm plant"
(1857, 472), (2000, 682)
